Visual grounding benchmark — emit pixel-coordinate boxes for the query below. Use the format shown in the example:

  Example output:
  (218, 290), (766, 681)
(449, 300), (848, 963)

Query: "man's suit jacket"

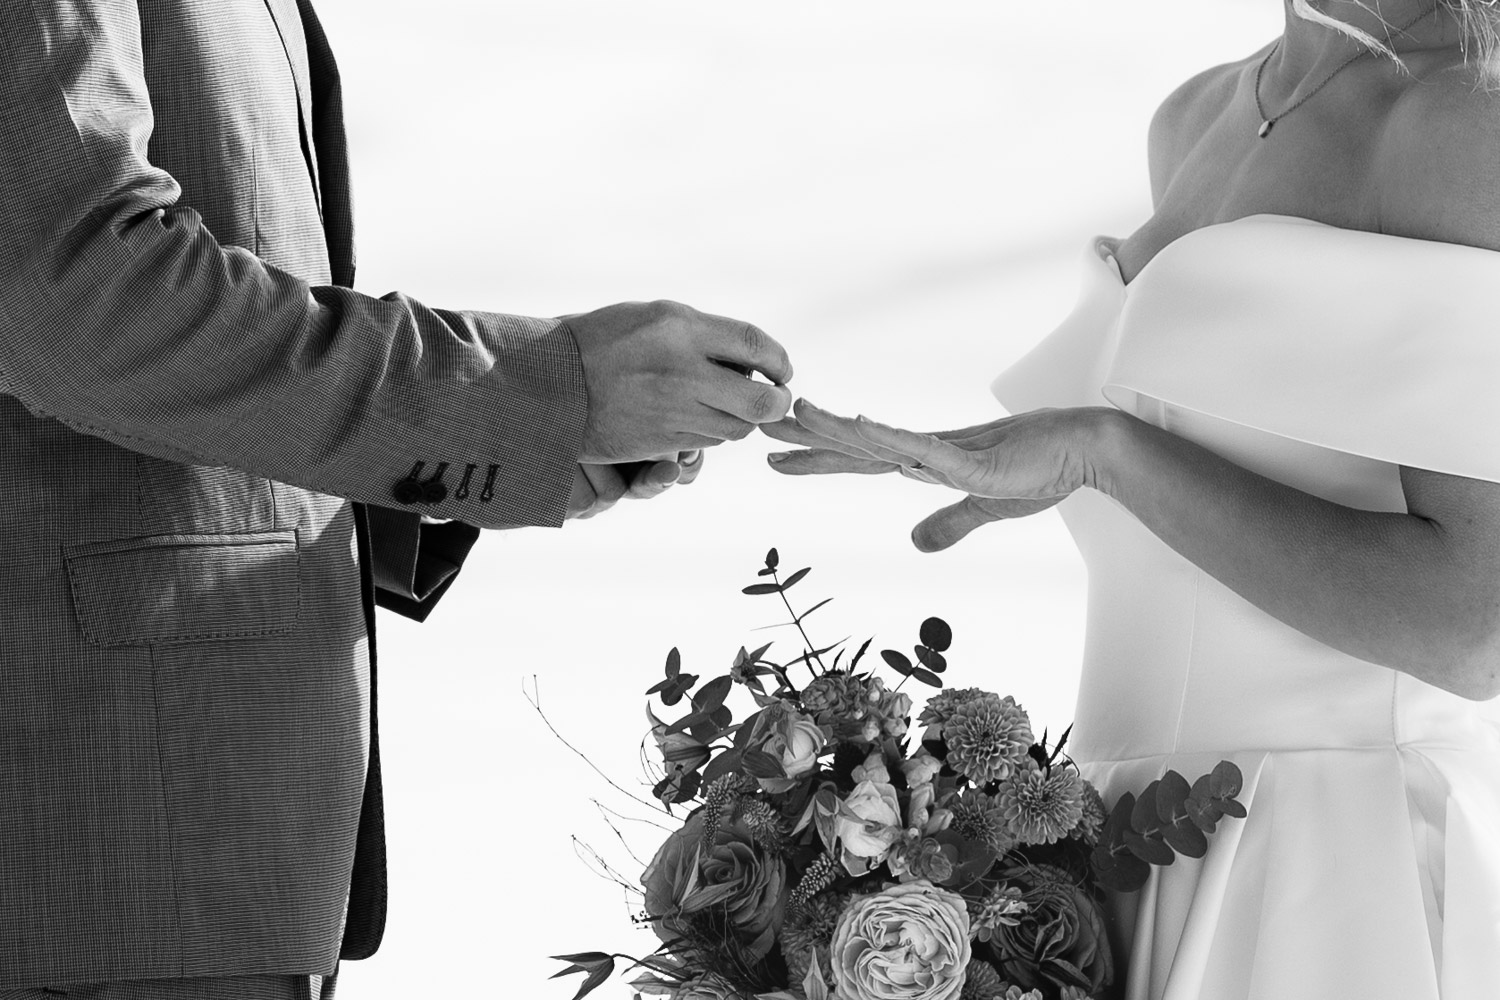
(0, 1), (587, 986)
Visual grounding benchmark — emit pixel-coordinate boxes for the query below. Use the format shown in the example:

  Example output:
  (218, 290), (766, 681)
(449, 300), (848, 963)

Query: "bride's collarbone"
(1117, 127), (1398, 284)
(1116, 56), (1500, 280)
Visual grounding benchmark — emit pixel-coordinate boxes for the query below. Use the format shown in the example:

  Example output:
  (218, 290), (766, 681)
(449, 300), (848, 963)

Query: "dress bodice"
(991, 214), (1500, 765)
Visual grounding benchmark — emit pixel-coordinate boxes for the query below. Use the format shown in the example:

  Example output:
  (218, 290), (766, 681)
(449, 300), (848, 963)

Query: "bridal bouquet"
(550, 550), (1245, 1000)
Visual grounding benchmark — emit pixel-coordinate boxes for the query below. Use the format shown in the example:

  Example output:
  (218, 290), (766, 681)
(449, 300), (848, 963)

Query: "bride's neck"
(1276, 0), (1461, 77)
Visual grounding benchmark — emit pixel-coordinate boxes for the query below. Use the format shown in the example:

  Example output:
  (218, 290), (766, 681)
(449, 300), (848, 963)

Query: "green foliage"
(1091, 760), (1246, 892)
(642, 549), (949, 808)
(879, 616), (951, 689)
(548, 952), (617, 1000)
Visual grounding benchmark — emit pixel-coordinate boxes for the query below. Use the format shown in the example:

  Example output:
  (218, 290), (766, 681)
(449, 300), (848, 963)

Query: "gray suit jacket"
(0, 0), (588, 986)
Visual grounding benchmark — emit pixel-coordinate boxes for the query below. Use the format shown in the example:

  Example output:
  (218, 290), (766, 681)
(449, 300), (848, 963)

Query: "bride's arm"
(767, 401), (1500, 702)
(1089, 411), (1500, 700)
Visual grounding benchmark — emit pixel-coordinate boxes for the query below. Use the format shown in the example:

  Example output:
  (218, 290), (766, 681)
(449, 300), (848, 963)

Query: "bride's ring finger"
(761, 415), (886, 461)
(794, 400), (922, 466)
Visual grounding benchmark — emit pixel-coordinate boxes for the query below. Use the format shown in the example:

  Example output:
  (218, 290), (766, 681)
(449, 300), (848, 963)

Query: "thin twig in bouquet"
(524, 674), (672, 816)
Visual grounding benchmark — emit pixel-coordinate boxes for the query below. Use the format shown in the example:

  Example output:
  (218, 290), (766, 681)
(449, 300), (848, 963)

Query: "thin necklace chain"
(1253, 3), (1441, 138)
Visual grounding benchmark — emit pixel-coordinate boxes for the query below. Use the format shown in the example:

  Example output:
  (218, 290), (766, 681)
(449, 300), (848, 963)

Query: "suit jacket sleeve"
(0, 3), (586, 531)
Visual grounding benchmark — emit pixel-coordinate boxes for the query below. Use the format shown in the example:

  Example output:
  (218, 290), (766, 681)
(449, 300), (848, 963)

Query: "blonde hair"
(1291, 0), (1500, 85)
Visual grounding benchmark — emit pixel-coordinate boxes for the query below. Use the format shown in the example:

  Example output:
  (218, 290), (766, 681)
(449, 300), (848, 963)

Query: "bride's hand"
(763, 399), (1105, 551)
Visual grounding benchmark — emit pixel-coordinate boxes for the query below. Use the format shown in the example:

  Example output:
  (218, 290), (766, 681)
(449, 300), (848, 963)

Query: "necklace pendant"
(1258, 119), (1274, 138)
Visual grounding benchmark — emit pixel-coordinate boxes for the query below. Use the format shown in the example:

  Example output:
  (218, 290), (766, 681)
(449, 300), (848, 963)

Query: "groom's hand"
(565, 451), (707, 519)
(565, 301), (794, 464)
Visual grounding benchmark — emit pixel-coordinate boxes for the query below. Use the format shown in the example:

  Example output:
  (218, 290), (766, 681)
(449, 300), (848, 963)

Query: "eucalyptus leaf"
(1161, 817), (1208, 859)
(911, 666), (942, 687)
(1183, 794), (1222, 834)
(782, 567), (811, 590)
(914, 647), (948, 673)
(734, 711), (766, 749)
(665, 710), (709, 736)
(1123, 829), (1175, 866)
(1218, 799), (1248, 819)
(766, 548), (779, 571)
(1155, 770), (1192, 824)
(742, 583), (783, 596)
(659, 674), (698, 707)
(919, 617), (953, 652)
(692, 676), (733, 714)
(701, 749), (744, 786)
(882, 650), (914, 675)
(1131, 780), (1162, 833)
(1091, 844), (1150, 893)
(1210, 760), (1244, 800)
(1103, 792), (1136, 841)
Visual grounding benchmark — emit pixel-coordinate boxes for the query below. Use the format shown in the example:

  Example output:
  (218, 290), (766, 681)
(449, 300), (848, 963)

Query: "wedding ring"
(908, 461), (925, 471)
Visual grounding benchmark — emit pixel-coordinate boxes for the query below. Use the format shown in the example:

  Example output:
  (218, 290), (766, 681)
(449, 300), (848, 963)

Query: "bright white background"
(313, 2), (1279, 996)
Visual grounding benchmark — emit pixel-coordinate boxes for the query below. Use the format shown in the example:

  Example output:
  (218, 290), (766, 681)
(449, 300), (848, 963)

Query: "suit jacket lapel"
(295, 0), (356, 289)
(260, 0), (322, 208)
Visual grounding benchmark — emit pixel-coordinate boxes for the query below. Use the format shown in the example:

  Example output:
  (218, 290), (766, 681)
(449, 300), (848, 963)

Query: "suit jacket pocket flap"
(63, 531), (300, 646)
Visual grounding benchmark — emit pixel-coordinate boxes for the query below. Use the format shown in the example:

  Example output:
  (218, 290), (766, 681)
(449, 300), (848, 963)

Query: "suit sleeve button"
(392, 479), (425, 504)
(421, 481), (449, 504)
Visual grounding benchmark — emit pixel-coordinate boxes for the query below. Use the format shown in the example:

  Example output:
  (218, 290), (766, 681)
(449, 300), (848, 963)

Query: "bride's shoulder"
(1146, 51), (1262, 205)
(1373, 67), (1500, 252)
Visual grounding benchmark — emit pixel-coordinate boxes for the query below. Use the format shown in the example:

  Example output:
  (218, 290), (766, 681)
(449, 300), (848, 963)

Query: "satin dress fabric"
(991, 214), (1500, 999)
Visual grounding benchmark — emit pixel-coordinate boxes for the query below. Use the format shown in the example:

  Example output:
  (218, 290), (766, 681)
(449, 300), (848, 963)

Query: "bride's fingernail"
(767, 452), (789, 464)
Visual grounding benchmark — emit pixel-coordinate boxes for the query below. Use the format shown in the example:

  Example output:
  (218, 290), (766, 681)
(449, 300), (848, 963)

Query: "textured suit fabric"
(0, 969), (331, 999)
(0, 0), (588, 988)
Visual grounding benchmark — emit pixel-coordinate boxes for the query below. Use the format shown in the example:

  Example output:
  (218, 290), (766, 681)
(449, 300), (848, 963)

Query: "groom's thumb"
(912, 496), (1000, 553)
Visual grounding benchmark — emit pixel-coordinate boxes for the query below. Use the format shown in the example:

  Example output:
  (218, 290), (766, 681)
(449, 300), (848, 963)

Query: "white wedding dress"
(991, 214), (1500, 999)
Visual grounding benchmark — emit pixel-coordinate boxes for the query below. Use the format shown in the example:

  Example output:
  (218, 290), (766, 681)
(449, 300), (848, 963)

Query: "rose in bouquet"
(549, 550), (1246, 1000)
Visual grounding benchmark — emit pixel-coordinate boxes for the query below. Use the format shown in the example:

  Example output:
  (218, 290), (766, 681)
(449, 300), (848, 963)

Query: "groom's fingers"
(676, 450), (704, 487)
(700, 364), (794, 425)
(701, 315), (795, 386)
(912, 496), (1003, 552)
(767, 449), (897, 476)
(625, 459), (682, 499)
(577, 463), (630, 517)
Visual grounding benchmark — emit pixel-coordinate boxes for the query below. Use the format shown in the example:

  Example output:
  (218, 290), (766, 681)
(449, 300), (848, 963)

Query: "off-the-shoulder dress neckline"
(1103, 212), (1500, 289)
